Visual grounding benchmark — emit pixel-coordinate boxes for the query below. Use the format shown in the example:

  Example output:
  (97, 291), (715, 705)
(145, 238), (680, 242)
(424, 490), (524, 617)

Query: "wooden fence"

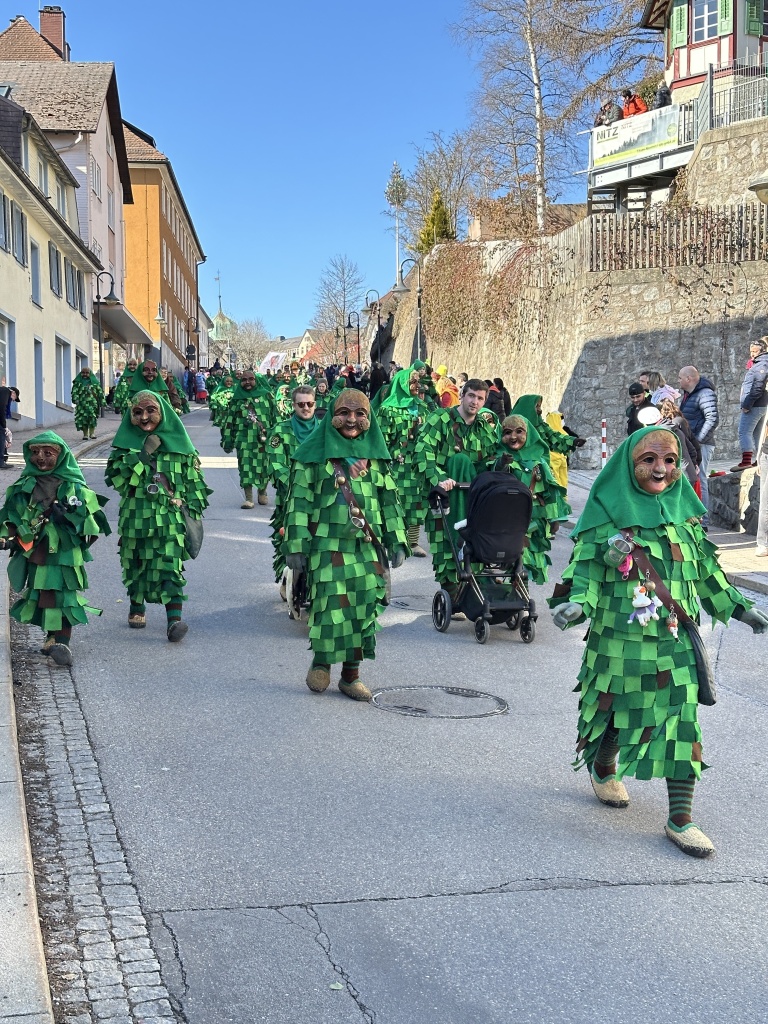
(541, 204), (768, 283)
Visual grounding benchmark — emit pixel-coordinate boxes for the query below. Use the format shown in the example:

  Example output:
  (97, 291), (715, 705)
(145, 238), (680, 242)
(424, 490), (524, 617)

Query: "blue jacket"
(740, 353), (768, 410)
(680, 376), (719, 445)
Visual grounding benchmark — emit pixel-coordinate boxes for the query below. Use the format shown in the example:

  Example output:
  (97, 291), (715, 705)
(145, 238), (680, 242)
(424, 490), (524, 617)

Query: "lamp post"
(154, 302), (167, 371)
(346, 310), (361, 365)
(362, 289), (381, 363)
(392, 258), (423, 363)
(94, 271), (120, 417)
(335, 324), (348, 365)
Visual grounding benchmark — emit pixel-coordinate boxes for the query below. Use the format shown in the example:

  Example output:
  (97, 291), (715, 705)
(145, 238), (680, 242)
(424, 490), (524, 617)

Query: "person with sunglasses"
(268, 386), (319, 595)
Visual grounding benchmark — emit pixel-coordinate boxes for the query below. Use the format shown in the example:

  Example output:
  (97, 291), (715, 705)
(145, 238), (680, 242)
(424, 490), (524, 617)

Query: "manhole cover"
(371, 685), (508, 719)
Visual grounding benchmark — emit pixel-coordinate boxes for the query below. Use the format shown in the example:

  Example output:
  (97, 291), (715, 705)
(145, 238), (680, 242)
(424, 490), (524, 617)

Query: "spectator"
(747, 339), (766, 369)
(651, 81), (672, 109)
(678, 366), (719, 518)
(594, 100), (624, 127)
(388, 360), (399, 380)
(756, 419), (768, 556)
(484, 379), (506, 419)
(493, 377), (512, 416)
(659, 397), (701, 493)
(622, 88), (648, 117)
(457, 372), (469, 388)
(638, 370), (680, 407)
(368, 362), (389, 399)
(732, 340), (768, 471)
(626, 382), (656, 435)
(0, 382), (11, 468)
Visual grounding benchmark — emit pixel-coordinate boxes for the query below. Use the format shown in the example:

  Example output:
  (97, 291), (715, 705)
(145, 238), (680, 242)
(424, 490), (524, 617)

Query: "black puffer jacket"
(680, 376), (719, 445)
(739, 352), (768, 410)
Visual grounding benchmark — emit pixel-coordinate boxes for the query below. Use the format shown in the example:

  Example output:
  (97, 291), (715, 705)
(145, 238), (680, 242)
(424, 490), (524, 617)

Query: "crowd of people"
(593, 81), (672, 128)
(4, 351), (768, 859)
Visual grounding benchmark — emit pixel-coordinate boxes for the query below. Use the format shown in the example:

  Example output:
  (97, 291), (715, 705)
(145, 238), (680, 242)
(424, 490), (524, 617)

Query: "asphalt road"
(67, 407), (768, 1023)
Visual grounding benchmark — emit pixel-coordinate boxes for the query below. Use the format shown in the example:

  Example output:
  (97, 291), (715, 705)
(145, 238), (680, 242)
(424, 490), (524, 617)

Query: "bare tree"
(229, 317), (271, 370)
(458, 0), (660, 231)
(312, 254), (365, 344)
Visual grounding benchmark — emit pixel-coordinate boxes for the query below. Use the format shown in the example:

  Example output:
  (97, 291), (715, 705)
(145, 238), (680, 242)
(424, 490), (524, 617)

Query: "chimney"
(39, 6), (69, 60)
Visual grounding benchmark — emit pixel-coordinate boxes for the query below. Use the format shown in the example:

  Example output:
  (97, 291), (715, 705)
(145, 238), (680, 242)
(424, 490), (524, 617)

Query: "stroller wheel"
(506, 612), (521, 631)
(432, 589), (452, 632)
(474, 618), (490, 644)
(520, 616), (536, 643)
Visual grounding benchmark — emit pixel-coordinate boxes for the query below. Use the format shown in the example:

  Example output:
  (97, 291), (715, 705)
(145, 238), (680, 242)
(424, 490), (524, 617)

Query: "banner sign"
(592, 106), (680, 168)
(258, 351), (287, 374)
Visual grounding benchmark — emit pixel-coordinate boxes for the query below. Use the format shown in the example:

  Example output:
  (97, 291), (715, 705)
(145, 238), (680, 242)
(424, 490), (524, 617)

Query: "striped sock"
(165, 601), (183, 625)
(593, 724), (621, 779)
(666, 777), (696, 829)
(341, 661), (360, 682)
(408, 524), (421, 546)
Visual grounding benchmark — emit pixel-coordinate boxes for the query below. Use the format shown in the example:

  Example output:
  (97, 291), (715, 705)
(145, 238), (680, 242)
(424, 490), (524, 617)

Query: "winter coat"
(739, 352), (768, 410)
(651, 84), (672, 109)
(626, 398), (657, 435)
(485, 387), (506, 419)
(623, 94), (648, 117)
(680, 376), (719, 445)
(594, 103), (623, 127)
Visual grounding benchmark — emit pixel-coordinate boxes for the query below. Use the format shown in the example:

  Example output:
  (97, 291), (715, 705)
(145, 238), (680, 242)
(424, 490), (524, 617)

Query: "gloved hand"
(48, 501), (68, 525)
(389, 546), (407, 569)
(143, 433), (161, 456)
(286, 553), (307, 573)
(734, 606), (768, 634)
(552, 601), (584, 630)
(223, 446), (233, 455)
(574, 438), (587, 448)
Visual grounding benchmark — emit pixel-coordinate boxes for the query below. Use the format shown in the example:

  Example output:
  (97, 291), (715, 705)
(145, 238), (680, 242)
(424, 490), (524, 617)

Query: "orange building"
(122, 120), (205, 372)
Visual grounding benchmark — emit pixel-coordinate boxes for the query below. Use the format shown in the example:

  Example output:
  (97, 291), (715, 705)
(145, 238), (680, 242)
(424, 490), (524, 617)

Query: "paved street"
(12, 406), (768, 1024)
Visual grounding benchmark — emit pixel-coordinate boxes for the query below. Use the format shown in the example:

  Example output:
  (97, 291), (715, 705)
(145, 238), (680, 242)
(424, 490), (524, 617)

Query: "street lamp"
(392, 258), (423, 362)
(346, 310), (360, 365)
(95, 271), (120, 417)
(362, 289), (382, 362)
(154, 302), (167, 371)
(335, 324), (348, 364)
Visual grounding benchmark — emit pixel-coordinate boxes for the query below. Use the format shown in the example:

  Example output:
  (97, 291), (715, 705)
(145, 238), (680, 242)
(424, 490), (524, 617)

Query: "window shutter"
(746, 0), (762, 34)
(672, 0), (688, 47)
(719, 0), (733, 34)
(0, 191), (6, 251)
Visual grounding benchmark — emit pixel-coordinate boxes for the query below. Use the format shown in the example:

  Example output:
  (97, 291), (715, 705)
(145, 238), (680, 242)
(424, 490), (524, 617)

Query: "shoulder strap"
(622, 529), (692, 624)
(330, 459), (381, 547)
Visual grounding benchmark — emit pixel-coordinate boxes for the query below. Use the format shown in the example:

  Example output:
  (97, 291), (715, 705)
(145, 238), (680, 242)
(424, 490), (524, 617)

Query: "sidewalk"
(1, 412), (119, 1024)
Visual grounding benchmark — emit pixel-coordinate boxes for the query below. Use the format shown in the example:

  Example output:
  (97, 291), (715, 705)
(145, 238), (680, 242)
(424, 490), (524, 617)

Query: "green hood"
(572, 425), (706, 538)
(293, 399), (391, 464)
(128, 362), (169, 397)
(73, 370), (101, 388)
(380, 368), (421, 412)
(20, 431), (86, 486)
(510, 394), (544, 428)
(495, 415), (549, 468)
(112, 392), (197, 455)
(230, 375), (273, 404)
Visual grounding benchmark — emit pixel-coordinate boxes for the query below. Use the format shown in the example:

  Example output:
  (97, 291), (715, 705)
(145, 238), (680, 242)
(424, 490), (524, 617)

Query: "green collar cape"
(571, 425), (706, 538)
(380, 368), (422, 412)
(230, 375), (273, 404)
(510, 394), (545, 428)
(112, 392), (196, 455)
(128, 362), (169, 397)
(293, 401), (390, 464)
(73, 371), (101, 388)
(19, 431), (86, 485)
(496, 415), (549, 467)
(290, 412), (317, 444)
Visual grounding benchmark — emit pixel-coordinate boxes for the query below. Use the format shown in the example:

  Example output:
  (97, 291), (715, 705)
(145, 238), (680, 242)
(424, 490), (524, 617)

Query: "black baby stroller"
(428, 471), (537, 644)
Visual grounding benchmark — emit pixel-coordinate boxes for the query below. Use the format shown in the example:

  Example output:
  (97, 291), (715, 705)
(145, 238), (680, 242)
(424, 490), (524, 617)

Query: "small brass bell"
(454, 444), (461, 452)
(260, 434), (267, 442)
(336, 474), (347, 486)
(350, 505), (360, 515)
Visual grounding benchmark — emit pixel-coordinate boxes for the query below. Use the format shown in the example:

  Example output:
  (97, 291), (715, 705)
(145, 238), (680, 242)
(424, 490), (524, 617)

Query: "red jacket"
(623, 94), (648, 117)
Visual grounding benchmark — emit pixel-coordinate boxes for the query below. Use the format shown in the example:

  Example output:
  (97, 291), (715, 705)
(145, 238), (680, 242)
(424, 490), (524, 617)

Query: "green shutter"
(671, 0), (688, 48)
(746, 0), (762, 35)
(719, 0), (733, 34)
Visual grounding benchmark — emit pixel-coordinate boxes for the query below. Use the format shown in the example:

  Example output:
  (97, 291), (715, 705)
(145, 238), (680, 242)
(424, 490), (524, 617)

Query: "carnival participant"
(550, 425), (768, 857)
(159, 367), (185, 413)
(413, 379), (498, 611)
(221, 370), (276, 508)
(0, 432), (110, 666)
(314, 376), (331, 416)
(492, 415), (570, 584)
(511, 394), (586, 457)
(113, 358), (138, 415)
(209, 375), (236, 432)
(283, 389), (408, 700)
(105, 391), (210, 641)
(128, 360), (171, 402)
(268, 385), (318, 590)
(378, 368), (430, 557)
(71, 367), (105, 440)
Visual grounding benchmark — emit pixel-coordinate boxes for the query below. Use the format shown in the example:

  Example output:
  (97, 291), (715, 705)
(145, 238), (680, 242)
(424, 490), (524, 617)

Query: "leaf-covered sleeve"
(283, 461), (317, 557)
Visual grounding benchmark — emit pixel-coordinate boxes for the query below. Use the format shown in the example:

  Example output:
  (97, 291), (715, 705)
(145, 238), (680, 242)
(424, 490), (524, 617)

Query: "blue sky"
(9, 0), (489, 336)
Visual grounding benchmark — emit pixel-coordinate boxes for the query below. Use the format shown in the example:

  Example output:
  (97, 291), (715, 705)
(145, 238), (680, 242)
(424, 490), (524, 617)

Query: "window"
(107, 188), (115, 229)
(162, 239), (167, 278)
(55, 337), (70, 404)
(30, 240), (41, 304)
(64, 257), (78, 308)
(692, 0), (718, 41)
(161, 185), (166, 217)
(91, 237), (103, 263)
(0, 190), (8, 251)
(49, 242), (62, 296)
(55, 179), (67, 219)
(77, 269), (87, 316)
(21, 132), (28, 172)
(106, 131), (112, 157)
(0, 319), (7, 385)
(11, 201), (27, 265)
(90, 157), (102, 199)
(37, 158), (48, 196)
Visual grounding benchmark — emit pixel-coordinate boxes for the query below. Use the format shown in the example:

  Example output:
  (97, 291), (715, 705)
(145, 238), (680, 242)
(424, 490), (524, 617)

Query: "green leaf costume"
(550, 426), (750, 782)
(491, 415), (571, 584)
(377, 369), (430, 529)
(283, 410), (407, 665)
(413, 406), (499, 585)
(113, 369), (137, 415)
(105, 394), (211, 609)
(511, 394), (579, 456)
(0, 431), (110, 630)
(71, 372), (105, 434)
(220, 378), (276, 490)
(209, 381), (235, 429)
(267, 413), (318, 582)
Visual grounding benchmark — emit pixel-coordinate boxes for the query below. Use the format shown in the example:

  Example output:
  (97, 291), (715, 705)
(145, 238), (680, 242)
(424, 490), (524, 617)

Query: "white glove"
(552, 602), (583, 630)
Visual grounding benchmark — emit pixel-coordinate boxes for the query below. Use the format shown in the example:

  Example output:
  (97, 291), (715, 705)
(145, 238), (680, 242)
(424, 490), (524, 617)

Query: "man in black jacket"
(679, 366), (719, 517)
(733, 346), (768, 471)
(626, 382), (657, 434)
(0, 384), (14, 468)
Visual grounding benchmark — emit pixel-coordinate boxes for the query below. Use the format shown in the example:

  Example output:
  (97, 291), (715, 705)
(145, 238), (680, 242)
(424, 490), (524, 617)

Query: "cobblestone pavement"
(13, 619), (179, 1024)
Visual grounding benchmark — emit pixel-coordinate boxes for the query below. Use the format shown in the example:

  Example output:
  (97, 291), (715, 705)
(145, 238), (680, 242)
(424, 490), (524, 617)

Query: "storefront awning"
(94, 303), (156, 350)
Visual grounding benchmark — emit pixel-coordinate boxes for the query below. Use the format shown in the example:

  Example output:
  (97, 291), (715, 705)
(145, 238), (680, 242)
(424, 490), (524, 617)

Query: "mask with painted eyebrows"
(632, 430), (681, 494)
